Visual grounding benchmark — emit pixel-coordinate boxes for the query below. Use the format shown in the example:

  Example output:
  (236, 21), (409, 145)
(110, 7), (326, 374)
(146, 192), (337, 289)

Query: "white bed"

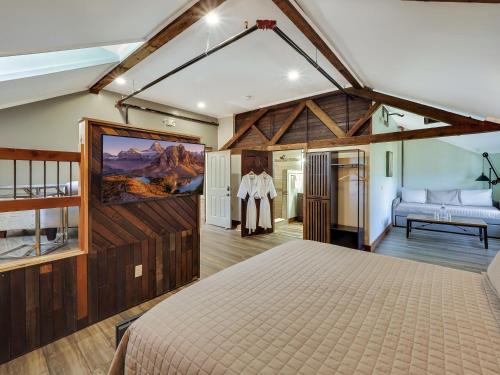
(109, 240), (500, 375)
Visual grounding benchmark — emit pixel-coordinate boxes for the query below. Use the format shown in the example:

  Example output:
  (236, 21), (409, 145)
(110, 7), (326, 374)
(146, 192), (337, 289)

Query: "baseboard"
(365, 224), (392, 252)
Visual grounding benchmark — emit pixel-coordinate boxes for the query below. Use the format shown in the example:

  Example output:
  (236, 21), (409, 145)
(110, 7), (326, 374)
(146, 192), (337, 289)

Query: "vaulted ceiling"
(1, 0), (499, 123)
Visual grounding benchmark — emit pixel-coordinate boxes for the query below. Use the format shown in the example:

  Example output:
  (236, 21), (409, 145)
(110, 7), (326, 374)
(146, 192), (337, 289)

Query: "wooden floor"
(0, 223), (302, 375)
(375, 226), (500, 273)
(1, 222), (498, 374)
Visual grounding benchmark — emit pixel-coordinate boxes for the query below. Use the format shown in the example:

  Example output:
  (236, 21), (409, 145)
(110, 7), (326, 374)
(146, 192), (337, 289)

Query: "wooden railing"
(0, 147), (84, 258)
(0, 148), (81, 212)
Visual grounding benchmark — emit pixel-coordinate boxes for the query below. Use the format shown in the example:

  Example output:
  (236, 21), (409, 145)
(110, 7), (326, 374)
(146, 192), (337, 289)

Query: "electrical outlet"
(134, 265), (143, 278)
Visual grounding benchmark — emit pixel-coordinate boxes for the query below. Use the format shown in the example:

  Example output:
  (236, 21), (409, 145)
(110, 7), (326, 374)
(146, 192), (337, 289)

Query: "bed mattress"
(109, 240), (500, 375)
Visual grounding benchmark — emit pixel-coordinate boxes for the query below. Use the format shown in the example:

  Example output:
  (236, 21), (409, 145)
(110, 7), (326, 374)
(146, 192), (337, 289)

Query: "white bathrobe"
(237, 173), (260, 233)
(258, 172), (277, 230)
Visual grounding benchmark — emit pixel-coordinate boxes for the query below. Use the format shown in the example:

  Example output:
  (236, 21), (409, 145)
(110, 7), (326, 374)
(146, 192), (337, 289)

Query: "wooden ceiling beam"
(346, 102), (382, 137)
(348, 87), (495, 128)
(89, 0), (227, 94)
(272, 0), (362, 89)
(269, 101), (306, 145)
(220, 108), (269, 150)
(306, 100), (346, 138)
(252, 125), (270, 144)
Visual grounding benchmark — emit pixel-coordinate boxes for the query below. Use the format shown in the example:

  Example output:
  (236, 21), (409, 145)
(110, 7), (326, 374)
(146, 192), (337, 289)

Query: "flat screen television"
(101, 134), (205, 204)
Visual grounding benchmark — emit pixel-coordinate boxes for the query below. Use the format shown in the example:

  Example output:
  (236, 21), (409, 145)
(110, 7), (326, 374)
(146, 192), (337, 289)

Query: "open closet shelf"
(331, 224), (360, 233)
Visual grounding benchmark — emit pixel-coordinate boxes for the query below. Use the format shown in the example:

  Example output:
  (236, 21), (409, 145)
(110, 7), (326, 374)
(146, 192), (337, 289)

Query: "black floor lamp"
(476, 152), (500, 188)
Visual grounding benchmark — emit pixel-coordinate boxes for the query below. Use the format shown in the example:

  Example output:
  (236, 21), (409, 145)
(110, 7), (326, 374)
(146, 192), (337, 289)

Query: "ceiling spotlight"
(197, 101), (206, 109)
(287, 70), (300, 81)
(205, 11), (219, 25)
(115, 77), (126, 85)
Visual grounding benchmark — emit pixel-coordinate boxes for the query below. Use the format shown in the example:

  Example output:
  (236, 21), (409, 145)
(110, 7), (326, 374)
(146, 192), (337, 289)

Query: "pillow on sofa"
(487, 251), (500, 298)
(461, 189), (492, 207)
(402, 188), (426, 203)
(427, 189), (460, 205)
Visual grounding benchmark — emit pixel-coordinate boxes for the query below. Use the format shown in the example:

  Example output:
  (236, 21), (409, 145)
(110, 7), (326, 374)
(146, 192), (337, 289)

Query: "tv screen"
(101, 134), (205, 204)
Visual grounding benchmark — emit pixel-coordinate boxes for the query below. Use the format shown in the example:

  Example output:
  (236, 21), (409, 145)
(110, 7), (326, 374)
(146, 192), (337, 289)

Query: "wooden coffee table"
(406, 214), (488, 249)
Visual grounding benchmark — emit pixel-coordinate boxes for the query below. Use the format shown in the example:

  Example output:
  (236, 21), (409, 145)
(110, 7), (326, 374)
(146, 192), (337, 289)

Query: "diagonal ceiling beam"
(89, 0), (227, 94)
(306, 100), (346, 138)
(349, 87), (498, 128)
(346, 102), (382, 137)
(252, 125), (270, 144)
(272, 0), (362, 89)
(220, 108), (269, 150)
(269, 101), (306, 145)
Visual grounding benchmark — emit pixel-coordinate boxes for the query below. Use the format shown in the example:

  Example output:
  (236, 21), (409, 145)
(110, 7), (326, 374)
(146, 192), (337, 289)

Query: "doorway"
(272, 150), (304, 229)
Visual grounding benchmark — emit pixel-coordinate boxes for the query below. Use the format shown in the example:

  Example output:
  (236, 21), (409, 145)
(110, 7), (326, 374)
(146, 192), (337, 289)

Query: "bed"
(109, 240), (500, 374)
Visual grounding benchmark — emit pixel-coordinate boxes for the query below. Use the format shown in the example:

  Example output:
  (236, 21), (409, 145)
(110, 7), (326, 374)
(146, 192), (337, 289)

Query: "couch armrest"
(391, 196), (401, 225)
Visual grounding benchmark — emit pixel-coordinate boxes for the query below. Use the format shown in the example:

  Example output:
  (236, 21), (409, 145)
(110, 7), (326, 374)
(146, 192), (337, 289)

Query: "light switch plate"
(134, 265), (143, 278)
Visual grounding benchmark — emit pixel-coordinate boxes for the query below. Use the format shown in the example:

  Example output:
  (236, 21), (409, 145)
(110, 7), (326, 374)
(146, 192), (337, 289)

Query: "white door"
(206, 150), (231, 228)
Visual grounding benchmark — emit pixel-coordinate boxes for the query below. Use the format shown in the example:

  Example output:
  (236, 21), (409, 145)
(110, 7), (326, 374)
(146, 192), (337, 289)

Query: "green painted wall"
(403, 139), (485, 190)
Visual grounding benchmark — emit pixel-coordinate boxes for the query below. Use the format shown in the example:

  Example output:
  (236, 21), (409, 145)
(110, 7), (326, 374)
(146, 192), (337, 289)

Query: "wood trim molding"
(365, 224), (392, 252)
(272, 0), (362, 88)
(269, 101), (306, 145)
(89, 0), (227, 93)
(0, 148), (81, 162)
(306, 100), (346, 138)
(0, 196), (81, 213)
(220, 108), (269, 150)
(346, 102), (381, 137)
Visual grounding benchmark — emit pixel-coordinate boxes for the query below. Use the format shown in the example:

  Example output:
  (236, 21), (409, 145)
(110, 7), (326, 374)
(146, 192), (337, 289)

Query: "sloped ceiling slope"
(105, 0), (347, 117)
(296, 0), (500, 119)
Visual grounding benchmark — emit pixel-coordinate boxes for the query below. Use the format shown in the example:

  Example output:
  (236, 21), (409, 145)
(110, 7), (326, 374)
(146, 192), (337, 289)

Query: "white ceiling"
(0, 64), (114, 110)
(1, 0), (499, 128)
(106, 0), (346, 117)
(0, 0), (192, 56)
(296, 0), (500, 120)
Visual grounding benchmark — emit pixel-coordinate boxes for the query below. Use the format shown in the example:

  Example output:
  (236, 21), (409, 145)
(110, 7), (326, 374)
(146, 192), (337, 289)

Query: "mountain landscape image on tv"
(102, 135), (205, 204)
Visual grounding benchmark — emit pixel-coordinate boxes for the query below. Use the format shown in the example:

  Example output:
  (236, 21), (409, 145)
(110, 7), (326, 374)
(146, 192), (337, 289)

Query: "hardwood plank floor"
(375, 226), (499, 273)
(2, 221), (498, 374)
(0, 223), (302, 375)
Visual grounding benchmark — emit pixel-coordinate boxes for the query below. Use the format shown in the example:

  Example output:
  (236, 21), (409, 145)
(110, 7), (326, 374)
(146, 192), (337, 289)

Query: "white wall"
(0, 90), (218, 188)
(217, 115), (234, 150)
(369, 106), (402, 244)
(403, 138), (484, 190)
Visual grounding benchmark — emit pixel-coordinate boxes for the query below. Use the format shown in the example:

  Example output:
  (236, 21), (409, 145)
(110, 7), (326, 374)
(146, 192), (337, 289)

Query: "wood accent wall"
(0, 118), (201, 364)
(233, 91), (372, 150)
(304, 152), (331, 243)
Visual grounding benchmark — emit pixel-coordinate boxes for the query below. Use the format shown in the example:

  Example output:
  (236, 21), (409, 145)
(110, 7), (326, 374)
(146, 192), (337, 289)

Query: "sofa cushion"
(461, 189), (493, 207)
(427, 189), (460, 205)
(402, 188), (426, 204)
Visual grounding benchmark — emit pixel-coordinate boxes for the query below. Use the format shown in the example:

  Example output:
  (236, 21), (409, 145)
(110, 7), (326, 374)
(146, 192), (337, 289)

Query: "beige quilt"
(109, 240), (500, 374)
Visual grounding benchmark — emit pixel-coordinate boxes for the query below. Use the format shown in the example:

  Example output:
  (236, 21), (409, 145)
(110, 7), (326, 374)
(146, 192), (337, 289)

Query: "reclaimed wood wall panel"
(86, 120), (201, 325)
(0, 119), (201, 364)
(0, 257), (79, 362)
(234, 92), (372, 148)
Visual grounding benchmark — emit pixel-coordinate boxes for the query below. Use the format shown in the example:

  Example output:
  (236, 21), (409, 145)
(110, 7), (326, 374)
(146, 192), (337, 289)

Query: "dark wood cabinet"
(304, 150), (365, 249)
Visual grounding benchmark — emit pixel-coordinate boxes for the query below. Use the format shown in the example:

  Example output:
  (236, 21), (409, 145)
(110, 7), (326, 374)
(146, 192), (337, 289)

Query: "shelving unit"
(304, 149), (366, 250)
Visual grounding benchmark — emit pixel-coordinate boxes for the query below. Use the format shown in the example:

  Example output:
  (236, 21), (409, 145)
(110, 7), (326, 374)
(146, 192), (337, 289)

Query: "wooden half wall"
(0, 118), (201, 364)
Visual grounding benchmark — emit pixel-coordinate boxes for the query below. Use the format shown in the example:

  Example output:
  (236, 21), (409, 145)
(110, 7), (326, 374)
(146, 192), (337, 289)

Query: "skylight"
(0, 42), (142, 82)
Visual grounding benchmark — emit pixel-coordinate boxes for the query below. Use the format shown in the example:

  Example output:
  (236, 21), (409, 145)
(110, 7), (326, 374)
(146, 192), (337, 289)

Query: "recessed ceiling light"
(287, 70), (300, 81)
(197, 101), (206, 109)
(115, 77), (126, 85)
(205, 11), (219, 25)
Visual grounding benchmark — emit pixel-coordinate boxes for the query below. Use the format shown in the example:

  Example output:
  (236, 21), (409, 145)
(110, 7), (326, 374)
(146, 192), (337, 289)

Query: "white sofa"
(393, 188), (500, 238)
